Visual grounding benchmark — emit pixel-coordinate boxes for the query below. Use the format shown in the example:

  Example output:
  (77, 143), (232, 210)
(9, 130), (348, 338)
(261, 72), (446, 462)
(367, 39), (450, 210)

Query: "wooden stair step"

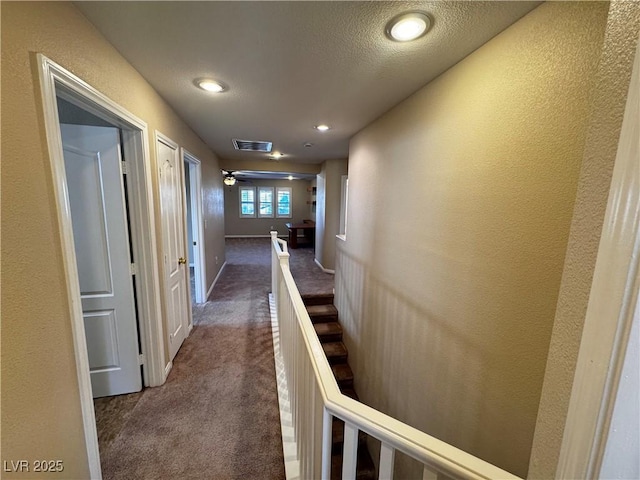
(307, 304), (339, 323)
(314, 322), (343, 343)
(301, 292), (335, 306)
(331, 446), (377, 480)
(331, 363), (354, 388)
(332, 418), (368, 453)
(322, 341), (348, 364)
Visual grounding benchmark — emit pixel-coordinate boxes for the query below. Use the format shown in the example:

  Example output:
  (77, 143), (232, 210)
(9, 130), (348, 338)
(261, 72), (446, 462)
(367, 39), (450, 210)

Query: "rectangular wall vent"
(232, 139), (273, 153)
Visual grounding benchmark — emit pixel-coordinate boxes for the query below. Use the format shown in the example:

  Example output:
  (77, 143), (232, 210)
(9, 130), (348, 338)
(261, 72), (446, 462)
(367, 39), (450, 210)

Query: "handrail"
(276, 236), (288, 254)
(270, 232), (521, 480)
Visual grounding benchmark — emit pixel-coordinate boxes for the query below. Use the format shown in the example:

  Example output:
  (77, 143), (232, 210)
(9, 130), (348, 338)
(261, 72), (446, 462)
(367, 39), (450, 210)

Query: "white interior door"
(157, 135), (190, 360)
(61, 123), (142, 398)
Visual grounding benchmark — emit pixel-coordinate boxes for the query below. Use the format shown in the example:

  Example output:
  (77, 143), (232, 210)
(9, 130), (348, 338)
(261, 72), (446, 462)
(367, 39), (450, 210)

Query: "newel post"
(271, 231), (290, 317)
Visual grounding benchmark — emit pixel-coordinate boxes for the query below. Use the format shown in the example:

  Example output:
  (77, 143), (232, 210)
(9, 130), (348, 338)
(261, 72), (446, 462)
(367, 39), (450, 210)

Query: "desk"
(285, 221), (315, 249)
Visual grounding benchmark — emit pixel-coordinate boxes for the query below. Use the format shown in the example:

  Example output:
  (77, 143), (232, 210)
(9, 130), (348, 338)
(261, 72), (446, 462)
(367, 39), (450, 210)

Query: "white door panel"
(157, 137), (189, 360)
(61, 124), (142, 398)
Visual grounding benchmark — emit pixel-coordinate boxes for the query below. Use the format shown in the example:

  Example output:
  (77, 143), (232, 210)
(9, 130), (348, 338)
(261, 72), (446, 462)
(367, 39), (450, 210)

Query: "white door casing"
(556, 36), (640, 479)
(61, 124), (142, 398)
(182, 149), (207, 304)
(157, 133), (190, 361)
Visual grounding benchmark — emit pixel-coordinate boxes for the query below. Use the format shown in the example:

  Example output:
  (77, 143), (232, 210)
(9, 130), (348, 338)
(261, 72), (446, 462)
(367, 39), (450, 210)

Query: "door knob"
(178, 257), (187, 265)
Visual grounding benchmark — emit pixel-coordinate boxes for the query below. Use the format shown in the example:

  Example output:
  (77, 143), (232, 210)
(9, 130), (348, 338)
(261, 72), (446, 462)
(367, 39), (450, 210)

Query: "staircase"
(301, 293), (376, 480)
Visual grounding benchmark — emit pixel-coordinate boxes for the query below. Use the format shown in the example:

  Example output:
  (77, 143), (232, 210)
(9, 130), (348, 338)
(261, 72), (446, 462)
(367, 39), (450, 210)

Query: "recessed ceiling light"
(314, 125), (330, 132)
(386, 12), (431, 42)
(196, 79), (227, 93)
(288, 175), (294, 181)
(270, 152), (284, 159)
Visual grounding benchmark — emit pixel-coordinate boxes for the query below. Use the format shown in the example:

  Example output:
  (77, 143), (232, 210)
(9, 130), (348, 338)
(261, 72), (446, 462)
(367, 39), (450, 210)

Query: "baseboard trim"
(206, 261), (227, 300)
(314, 258), (335, 274)
(164, 361), (173, 381)
(269, 293), (301, 480)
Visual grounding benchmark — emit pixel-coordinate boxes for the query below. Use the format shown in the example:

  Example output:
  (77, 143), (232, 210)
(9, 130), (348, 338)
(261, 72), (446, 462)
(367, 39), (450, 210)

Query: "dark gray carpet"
(97, 237), (333, 479)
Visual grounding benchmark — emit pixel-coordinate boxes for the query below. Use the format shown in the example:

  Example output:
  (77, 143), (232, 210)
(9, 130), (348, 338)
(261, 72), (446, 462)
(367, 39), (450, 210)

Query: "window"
(258, 187), (274, 218)
(239, 187), (255, 218)
(239, 185), (292, 219)
(276, 187), (292, 218)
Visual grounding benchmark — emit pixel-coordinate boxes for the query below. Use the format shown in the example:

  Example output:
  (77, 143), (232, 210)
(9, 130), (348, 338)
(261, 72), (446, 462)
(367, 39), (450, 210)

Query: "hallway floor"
(94, 238), (333, 479)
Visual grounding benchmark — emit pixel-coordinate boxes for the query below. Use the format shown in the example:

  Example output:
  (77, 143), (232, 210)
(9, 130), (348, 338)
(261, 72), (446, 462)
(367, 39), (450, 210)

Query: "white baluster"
(422, 466), (438, 480)
(342, 422), (359, 479)
(379, 443), (395, 480)
(321, 409), (332, 480)
(270, 231), (278, 304)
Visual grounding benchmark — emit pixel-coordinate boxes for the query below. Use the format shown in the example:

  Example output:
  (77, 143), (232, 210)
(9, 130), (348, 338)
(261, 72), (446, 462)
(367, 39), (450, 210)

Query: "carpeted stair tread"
(331, 363), (354, 388)
(314, 322), (343, 342)
(331, 446), (377, 480)
(332, 418), (368, 452)
(307, 304), (339, 323)
(323, 341), (348, 364)
(301, 292), (335, 306)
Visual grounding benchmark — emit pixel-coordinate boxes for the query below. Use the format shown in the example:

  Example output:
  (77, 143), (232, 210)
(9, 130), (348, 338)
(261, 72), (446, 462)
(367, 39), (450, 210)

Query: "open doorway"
(38, 54), (166, 478)
(182, 150), (207, 304)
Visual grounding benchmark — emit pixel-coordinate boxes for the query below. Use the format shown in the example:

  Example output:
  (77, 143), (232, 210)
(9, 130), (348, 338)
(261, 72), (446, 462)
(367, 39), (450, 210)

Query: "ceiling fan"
(221, 170), (251, 186)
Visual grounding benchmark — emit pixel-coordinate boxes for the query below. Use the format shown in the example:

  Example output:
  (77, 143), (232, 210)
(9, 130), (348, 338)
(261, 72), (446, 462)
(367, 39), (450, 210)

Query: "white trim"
(556, 40), (640, 480)
(120, 128), (166, 389)
(37, 54), (166, 479)
(181, 149), (207, 304)
(37, 54), (102, 480)
(314, 258), (335, 274)
(269, 293), (301, 480)
(164, 361), (173, 380)
(206, 261), (228, 300)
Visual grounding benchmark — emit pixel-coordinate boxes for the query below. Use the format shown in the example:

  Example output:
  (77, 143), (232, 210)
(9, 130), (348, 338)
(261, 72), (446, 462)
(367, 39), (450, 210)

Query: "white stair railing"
(270, 232), (521, 480)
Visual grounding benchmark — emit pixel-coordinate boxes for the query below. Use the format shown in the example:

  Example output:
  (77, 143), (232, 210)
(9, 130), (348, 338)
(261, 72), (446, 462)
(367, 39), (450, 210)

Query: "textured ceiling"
(75, 1), (541, 165)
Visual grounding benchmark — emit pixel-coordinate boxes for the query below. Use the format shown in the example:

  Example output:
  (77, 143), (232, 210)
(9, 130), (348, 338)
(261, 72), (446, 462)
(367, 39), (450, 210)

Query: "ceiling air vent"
(232, 139), (273, 153)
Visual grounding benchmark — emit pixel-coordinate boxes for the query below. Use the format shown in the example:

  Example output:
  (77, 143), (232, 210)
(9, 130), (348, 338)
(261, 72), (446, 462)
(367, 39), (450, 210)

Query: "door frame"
(182, 149), (207, 304)
(156, 131), (193, 356)
(556, 40), (639, 479)
(37, 54), (166, 479)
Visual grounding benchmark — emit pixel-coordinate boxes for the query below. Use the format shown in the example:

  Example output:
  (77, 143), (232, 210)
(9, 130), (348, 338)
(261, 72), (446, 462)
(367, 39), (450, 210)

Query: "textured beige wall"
(315, 159), (348, 271)
(529, 3), (640, 477)
(223, 179), (312, 236)
(334, 2), (608, 477)
(1, 2), (226, 476)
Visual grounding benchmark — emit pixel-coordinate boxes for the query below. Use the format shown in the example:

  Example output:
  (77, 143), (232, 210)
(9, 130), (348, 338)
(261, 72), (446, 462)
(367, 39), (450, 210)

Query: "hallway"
(94, 238), (332, 479)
